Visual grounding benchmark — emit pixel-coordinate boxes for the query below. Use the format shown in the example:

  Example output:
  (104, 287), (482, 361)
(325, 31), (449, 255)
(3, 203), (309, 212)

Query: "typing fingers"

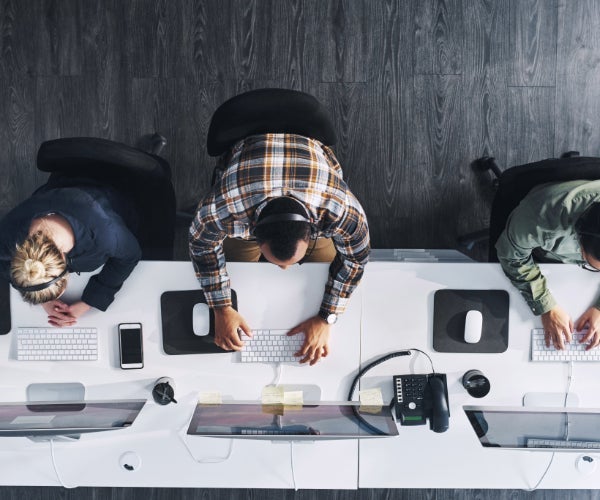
(584, 331), (600, 351)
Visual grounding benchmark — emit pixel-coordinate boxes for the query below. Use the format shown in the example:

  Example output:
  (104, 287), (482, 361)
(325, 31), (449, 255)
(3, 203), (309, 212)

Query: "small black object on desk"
(152, 377), (177, 405)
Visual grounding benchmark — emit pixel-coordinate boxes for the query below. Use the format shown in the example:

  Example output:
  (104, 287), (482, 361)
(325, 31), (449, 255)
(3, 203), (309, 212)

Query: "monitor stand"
(523, 392), (579, 407)
(25, 382), (86, 442)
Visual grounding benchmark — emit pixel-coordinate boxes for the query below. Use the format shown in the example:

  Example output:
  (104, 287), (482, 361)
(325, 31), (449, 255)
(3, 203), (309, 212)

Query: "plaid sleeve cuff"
(201, 286), (232, 309)
(319, 292), (348, 317)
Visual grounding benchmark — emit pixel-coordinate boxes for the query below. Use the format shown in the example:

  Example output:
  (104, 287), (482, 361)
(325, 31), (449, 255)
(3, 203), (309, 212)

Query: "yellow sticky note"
(359, 388), (384, 406)
(261, 385), (284, 405)
(283, 391), (304, 406)
(198, 392), (222, 404)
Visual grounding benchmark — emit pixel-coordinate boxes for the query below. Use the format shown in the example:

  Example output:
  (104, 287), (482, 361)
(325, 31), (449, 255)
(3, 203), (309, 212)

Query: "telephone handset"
(393, 373), (449, 433)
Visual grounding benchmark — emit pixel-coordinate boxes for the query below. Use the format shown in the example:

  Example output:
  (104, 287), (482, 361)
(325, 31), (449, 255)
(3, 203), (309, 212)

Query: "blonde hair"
(11, 231), (68, 304)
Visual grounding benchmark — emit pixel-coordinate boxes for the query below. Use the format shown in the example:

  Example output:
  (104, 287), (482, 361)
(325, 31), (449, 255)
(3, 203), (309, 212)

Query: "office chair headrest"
(207, 88), (337, 157)
(37, 137), (171, 181)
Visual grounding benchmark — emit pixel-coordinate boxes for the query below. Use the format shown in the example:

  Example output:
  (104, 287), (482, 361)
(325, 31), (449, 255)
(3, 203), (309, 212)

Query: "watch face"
(326, 313), (337, 325)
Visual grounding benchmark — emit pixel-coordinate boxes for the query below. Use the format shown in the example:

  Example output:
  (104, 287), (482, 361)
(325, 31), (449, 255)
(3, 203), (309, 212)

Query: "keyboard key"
(241, 329), (305, 363)
(530, 329), (599, 362)
(16, 327), (98, 361)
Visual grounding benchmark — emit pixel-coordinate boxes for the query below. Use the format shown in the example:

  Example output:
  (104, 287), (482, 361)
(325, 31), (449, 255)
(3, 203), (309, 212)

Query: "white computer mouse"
(464, 310), (483, 344)
(192, 303), (210, 336)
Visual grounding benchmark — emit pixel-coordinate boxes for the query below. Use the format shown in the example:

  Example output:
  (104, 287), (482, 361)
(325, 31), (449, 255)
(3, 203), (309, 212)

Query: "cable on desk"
(50, 439), (77, 489)
(179, 432), (235, 464)
(524, 361), (575, 491)
(407, 348), (435, 374)
(290, 441), (298, 491)
(271, 363), (283, 387)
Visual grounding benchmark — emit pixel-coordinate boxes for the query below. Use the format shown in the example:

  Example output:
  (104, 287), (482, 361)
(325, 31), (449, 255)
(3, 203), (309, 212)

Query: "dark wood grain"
(0, 73), (36, 216)
(318, 0), (369, 83)
(509, 0), (557, 86)
(414, 0), (463, 75)
(554, 0), (600, 156)
(31, 0), (82, 77)
(461, 0), (510, 232)
(507, 86), (555, 166)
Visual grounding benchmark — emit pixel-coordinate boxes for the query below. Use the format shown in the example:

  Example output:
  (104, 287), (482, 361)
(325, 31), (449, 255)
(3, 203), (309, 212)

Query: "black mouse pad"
(432, 289), (509, 353)
(0, 280), (11, 335)
(160, 289), (237, 355)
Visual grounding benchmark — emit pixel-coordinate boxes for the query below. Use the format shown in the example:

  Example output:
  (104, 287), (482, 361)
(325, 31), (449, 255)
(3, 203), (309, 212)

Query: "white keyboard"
(527, 438), (600, 449)
(531, 328), (600, 362)
(240, 329), (304, 363)
(16, 327), (98, 361)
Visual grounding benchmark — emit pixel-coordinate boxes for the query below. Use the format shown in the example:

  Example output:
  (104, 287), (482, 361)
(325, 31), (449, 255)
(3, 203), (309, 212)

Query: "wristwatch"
(318, 311), (338, 325)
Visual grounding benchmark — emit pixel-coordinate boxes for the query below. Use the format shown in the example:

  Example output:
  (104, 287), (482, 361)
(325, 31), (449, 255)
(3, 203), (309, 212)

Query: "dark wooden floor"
(1, 0), (600, 496)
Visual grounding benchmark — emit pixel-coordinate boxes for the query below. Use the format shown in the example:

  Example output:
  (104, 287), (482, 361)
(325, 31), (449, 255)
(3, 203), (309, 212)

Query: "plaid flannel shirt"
(189, 133), (370, 317)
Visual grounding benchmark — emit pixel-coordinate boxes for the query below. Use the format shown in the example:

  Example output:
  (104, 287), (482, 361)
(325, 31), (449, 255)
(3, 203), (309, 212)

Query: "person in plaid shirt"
(189, 133), (370, 365)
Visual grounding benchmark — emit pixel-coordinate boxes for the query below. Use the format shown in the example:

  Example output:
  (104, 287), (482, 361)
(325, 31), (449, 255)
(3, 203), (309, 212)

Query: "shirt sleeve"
(319, 195), (370, 317)
(188, 197), (232, 308)
(495, 210), (557, 316)
(81, 225), (142, 311)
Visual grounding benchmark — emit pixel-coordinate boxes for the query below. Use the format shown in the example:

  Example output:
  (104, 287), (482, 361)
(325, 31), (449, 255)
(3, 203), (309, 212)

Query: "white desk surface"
(2, 261), (362, 489)
(5, 260), (600, 490)
(358, 262), (600, 489)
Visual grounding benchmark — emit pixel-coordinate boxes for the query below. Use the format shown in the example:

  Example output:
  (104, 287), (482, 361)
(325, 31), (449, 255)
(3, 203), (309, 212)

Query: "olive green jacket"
(495, 180), (600, 315)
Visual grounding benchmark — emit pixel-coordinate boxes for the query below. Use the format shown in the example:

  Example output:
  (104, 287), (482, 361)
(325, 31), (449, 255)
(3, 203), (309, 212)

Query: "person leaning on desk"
(0, 178), (141, 326)
(189, 133), (370, 365)
(496, 180), (600, 351)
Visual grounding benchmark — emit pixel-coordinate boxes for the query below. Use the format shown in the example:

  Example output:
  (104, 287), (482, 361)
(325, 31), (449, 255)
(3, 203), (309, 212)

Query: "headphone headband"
(11, 268), (68, 293)
(254, 213), (311, 227)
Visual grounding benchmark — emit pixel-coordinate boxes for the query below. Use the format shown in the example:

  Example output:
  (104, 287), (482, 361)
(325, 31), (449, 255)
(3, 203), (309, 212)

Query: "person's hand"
(576, 306), (600, 350)
(213, 306), (251, 351)
(288, 315), (331, 366)
(42, 300), (91, 327)
(541, 305), (573, 350)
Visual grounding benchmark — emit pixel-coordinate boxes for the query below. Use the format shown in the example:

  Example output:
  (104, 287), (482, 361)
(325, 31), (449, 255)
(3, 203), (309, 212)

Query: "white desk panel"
(358, 262), (600, 489)
(0, 261), (361, 488)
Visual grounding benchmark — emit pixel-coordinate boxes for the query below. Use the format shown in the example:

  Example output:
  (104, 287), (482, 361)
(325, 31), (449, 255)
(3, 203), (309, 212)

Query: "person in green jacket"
(496, 180), (600, 351)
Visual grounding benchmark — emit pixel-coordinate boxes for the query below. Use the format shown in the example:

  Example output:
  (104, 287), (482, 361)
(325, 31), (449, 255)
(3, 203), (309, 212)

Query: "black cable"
(347, 350), (412, 401)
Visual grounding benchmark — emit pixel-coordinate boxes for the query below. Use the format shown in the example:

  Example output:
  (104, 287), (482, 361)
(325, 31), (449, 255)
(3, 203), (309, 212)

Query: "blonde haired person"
(0, 181), (142, 327)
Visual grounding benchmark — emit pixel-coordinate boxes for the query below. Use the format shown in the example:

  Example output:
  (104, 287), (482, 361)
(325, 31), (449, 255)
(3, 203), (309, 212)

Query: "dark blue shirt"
(0, 186), (141, 311)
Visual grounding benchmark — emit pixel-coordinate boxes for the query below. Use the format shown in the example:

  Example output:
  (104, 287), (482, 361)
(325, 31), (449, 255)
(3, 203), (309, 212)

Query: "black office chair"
(36, 136), (176, 260)
(462, 153), (600, 262)
(206, 88), (337, 158)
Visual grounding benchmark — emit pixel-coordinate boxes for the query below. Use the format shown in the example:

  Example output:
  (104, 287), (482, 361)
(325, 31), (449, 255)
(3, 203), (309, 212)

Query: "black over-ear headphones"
(251, 199), (318, 238)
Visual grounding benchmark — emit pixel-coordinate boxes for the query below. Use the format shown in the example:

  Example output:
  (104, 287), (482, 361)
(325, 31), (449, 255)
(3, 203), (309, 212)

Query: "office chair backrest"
(37, 137), (175, 261)
(489, 156), (600, 262)
(206, 88), (337, 157)
(38, 137), (171, 181)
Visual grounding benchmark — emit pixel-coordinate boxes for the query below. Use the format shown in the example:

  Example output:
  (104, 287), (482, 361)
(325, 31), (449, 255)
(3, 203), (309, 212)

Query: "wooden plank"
(30, 0), (82, 76)
(554, 0), (600, 156)
(507, 86), (555, 166)
(0, 73), (36, 216)
(317, 0), (369, 82)
(509, 0), (557, 86)
(414, 0), (463, 75)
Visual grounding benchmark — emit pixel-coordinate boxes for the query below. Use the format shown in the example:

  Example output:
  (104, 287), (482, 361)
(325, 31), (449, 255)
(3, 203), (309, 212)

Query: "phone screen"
(120, 326), (143, 366)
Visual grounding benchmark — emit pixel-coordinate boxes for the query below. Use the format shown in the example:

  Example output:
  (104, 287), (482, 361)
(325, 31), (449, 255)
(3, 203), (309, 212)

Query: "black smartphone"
(118, 323), (144, 369)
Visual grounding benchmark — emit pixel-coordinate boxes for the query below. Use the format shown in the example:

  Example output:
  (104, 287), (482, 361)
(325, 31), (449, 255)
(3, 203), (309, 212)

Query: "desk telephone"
(393, 373), (449, 433)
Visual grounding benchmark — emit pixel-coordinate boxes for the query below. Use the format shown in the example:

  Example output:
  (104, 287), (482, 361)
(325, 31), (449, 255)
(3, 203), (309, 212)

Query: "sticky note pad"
(359, 388), (384, 406)
(261, 385), (284, 405)
(283, 391), (304, 406)
(198, 392), (222, 404)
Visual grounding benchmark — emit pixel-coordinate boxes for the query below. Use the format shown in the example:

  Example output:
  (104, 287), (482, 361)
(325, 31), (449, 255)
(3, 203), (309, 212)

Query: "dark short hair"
(254, 197), (311, 261)
(576, 202), (600, 260)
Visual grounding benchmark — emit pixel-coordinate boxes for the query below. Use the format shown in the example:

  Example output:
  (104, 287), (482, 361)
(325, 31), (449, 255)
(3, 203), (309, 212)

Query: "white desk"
(5, 260), (600, 490)
(1, 261), (362, 489)
(358, 262), (600, 489)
